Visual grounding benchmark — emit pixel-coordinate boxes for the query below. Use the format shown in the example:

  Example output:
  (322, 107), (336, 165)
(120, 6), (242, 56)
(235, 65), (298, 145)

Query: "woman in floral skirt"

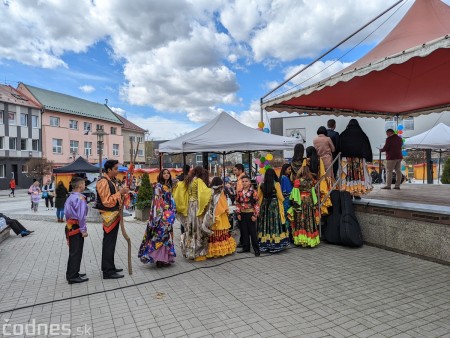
(138, 169), (176, 267)
(288, 162), (320, 247)
(257, 168), (290, 253)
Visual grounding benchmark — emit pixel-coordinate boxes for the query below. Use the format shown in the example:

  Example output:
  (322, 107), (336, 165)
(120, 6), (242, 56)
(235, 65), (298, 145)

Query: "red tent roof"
(262, 0), (450, 118)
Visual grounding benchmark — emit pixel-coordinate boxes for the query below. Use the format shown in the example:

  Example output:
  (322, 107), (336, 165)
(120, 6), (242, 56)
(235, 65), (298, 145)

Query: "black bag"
(371, 171), (382, 184)
(324, 190), (342, 244)
(339, 191), (363, 247)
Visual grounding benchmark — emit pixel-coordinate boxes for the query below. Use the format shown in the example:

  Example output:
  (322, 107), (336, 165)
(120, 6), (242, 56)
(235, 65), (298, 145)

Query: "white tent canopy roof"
(404, 123), (450, 150)
(158, 112), (301, 153)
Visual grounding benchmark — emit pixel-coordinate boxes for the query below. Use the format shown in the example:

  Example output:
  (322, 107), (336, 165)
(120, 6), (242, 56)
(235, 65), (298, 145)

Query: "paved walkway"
(0, 194), (449, 337)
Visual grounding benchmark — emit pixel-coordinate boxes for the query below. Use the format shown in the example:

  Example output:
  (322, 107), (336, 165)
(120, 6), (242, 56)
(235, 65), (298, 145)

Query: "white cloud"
(109, 106), (126, 117)
(125, 114), (198, 140)
(79, 85), (95, 94)
(3, 0), (441, 125)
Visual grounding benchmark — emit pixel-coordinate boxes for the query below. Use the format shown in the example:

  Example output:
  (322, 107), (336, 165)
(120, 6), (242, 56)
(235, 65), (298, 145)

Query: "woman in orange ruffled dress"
(202, 177), (236, 258)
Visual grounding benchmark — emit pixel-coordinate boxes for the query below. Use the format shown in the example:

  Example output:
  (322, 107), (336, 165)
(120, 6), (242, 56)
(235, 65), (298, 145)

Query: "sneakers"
(381, 186), (391, 190)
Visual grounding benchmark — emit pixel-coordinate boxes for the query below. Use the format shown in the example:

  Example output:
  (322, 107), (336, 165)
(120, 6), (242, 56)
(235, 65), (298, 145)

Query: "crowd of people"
(1, 117), (404, 284)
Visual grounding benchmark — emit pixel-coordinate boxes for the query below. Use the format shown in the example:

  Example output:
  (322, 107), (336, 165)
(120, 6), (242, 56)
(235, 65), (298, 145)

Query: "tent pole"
(438, 150), (442, 184)
(183, 153), (186, 167)
(222, 152), (226, 181)
(248, 152), (252, 178)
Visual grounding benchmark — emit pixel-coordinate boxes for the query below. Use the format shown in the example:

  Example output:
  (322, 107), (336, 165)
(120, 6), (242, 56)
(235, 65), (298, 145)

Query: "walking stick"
(120, 196), (132, 275)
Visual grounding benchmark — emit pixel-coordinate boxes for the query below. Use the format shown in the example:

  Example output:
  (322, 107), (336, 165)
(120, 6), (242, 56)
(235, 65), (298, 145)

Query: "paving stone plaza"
(0, 192), (449, 337)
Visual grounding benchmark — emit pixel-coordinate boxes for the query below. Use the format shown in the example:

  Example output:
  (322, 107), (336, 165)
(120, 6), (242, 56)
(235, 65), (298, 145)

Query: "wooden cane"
(119, 196), (132, 275)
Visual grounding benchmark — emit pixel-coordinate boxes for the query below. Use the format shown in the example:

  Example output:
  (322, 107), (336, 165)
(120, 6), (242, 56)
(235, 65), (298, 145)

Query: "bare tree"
(25, 158), (54, 183)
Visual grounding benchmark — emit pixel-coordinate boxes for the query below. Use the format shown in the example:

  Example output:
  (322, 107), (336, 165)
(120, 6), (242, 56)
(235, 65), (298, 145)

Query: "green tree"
(136, 173), (153, 209)
(441, 158), (450, 184)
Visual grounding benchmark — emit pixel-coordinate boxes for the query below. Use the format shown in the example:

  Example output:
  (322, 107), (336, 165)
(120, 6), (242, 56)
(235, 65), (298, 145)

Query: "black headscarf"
(339, 119), (373, 162)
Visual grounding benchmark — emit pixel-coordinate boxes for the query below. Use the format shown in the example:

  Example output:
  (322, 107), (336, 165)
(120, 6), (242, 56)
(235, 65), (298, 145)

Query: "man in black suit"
(327, 119), (340, 177)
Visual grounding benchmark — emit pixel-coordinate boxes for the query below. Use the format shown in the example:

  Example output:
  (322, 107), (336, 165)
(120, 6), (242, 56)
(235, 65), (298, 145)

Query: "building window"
(9, 137), (17, 150)
(52, 138), (62, 154)
(20, 113), (28, 126)
(32, 139), (39, 151)
(0, 137), (3, 149)
(113, 144), (119, 156)
(111, 127), (117, 135)
(96, 124), (104, 131)
(84, 122), (92, 133)
(196, 154), (202, 163)
(84, 141), (92, 157)
(69, 120), (78, 130)
(8, 112), (16, 125)
(385, 117), (414, 131)
(50, 116), (60, 127)
(0, 164), (5, 178)
(129, 136), (136, 142)
(70, 140), (79, 154)
(137, 149), (144, 156)
(20, 139), (27, 150)
(32, 115), (39, 128)
(0, 110), (3, 124)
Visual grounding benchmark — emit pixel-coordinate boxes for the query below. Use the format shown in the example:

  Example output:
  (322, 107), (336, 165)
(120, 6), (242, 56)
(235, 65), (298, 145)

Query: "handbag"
(42, 191), (48, 199)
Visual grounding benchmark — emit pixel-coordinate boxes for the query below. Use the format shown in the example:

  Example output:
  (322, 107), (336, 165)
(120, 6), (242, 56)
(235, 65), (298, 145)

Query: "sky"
(0, 0), (437, 140)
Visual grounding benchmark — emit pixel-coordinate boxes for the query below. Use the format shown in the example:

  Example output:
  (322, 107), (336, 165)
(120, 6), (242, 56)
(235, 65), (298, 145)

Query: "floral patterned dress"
(138, 183), (176, 265)
(288, 178), (320, 247)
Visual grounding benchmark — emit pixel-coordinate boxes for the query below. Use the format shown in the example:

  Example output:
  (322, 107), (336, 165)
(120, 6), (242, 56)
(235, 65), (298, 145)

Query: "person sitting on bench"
(0, 213), (34, 237)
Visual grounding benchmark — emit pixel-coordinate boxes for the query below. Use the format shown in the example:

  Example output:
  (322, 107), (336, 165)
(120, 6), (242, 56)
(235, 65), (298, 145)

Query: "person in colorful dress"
(280, 163), (293, 241)
(289, 161), (320, 247)
(64, 177), (89, 284)
(306, 146), (332, 216)
(96, 160), (129, 279)
(202, 177), (236, 258)
(290, 143), (305, 183)
(173, 166), (212, 261)
(138, 169), (176, 267)
(29, 181), (41, 212)
(257, 168), (290, 253)
(339, 119), (373, 198)
(235, 175), (260, 256)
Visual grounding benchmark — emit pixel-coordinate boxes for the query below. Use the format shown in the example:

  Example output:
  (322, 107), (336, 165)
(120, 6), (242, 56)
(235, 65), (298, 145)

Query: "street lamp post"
(93, 126), (107, 177)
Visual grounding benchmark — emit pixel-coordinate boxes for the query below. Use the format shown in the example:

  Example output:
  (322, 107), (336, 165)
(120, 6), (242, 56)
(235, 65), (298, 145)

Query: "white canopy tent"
(158, 112), (301, 153)
(404, 123), (450, 183)
(404, 123), (450, 150)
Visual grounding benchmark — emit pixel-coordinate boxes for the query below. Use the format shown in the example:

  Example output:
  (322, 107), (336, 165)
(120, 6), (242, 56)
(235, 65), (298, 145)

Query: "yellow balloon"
(266, 153), (273, 161)
(258, 121), (265, 128)
(259, 167), (266, 174)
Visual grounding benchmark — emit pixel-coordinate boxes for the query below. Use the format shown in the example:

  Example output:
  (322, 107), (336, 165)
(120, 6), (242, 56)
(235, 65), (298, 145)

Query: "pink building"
(18, 83), (124, 166)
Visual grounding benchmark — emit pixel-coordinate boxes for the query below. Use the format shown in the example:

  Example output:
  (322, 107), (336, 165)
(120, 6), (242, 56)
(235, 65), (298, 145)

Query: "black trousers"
(9, 188), (15, 196)
(66, 232), (84, 280)
(7, 219), (27, 235)
(101, 223), (119, 275)
(239, 212), (259, 253)
(45, 196), (54, 208)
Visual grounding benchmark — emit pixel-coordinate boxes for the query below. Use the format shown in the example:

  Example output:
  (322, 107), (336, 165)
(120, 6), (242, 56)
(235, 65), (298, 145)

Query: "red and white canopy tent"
(261, 0), (450, 119)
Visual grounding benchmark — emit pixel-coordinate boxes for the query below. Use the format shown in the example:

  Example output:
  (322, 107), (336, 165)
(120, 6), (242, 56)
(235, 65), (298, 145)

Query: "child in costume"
(202, 177), (236, 258)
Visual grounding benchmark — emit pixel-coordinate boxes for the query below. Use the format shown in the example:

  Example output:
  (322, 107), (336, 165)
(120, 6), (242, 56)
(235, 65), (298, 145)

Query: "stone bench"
(0, 226), (10, 244)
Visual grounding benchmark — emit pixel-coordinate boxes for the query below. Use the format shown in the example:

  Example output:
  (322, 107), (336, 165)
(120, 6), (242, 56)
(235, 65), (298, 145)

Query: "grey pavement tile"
(0, 216), (449, 338)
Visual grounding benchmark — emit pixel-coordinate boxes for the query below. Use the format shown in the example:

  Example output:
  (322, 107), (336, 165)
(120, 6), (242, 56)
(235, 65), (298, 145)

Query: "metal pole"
(99, 141), (103, 177)
(438, 150), (442, 184)
(222, 152), (226, 181)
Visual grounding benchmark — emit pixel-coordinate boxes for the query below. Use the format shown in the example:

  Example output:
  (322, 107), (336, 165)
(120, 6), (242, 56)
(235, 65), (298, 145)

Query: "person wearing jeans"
(55, 181), (69, 222)
(235, 175), (260, 257)
(380, 129), (403, 190)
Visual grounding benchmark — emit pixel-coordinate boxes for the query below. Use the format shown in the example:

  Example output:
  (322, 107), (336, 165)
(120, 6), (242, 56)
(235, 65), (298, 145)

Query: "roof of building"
(0, 85), (41, 109)
(112, 112), (147, 133)
(20, 83), (122, 124)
